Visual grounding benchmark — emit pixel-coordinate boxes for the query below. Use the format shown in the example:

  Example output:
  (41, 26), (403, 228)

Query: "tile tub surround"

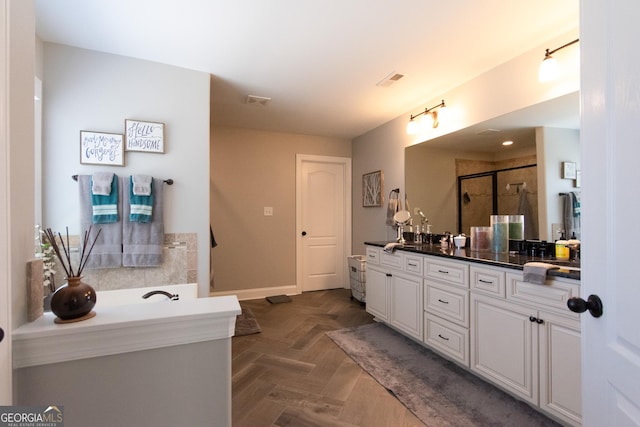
(50, 232), (198, 291)
(365, 241), (580, 281)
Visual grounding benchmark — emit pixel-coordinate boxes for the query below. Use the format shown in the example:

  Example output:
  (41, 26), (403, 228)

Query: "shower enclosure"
(457, 164), (538, 239)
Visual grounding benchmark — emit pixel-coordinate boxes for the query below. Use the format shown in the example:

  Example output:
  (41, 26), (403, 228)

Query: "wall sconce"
(538, 38), (579, 82)
(406, 99), (446, 135)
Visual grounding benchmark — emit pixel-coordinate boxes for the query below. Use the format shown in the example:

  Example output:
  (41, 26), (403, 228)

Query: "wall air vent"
(246, 95), (272, 106)
(376, 71), (405, 87)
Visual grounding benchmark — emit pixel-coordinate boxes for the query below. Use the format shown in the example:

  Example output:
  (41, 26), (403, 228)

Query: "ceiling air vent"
(246, 95), (272, 106)
(376, 71), (405, 87)
(476, 128), (502, 135)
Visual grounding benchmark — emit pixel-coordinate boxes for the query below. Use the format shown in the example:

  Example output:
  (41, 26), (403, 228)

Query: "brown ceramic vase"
(50, 276), (97, 321)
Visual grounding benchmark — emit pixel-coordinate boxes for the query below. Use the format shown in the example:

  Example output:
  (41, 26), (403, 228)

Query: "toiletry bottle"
(555, 232), (569, 260)
(567, 232), (580, 260)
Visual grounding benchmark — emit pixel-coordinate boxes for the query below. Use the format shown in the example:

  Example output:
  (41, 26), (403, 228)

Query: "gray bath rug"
(234, 307), (262, 336)
(326, 322), (560, 427)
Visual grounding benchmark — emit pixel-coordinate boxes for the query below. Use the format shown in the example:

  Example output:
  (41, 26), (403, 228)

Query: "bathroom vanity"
(364, 242), (582, 426)
(13, 294), (241, 427)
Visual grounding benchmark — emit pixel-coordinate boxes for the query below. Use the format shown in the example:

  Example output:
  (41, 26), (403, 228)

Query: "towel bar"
(72, 175), (173, 185)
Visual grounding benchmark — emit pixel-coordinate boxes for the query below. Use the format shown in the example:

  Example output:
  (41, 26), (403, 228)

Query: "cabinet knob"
(0, 327), (3, 342)
(301, 231), (307, 236)
(567, 295), (603, 318)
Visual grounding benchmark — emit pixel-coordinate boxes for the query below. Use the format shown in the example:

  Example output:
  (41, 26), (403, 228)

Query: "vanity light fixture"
(406, 99), (446, 135)
(539, 38), (579, 82)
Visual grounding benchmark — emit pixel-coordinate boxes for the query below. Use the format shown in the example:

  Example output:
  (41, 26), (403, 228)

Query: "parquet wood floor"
(232, 289), (426, 427)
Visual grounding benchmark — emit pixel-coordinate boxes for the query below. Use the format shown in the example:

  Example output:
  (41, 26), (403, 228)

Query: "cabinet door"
(366, 265), (388, 321)
(470, 293), (538, 405)
(539, 311), (582, 426)
(389, 272), (423, 340)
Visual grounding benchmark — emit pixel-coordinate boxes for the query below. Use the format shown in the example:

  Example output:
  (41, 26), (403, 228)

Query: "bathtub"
(96, 283), (198, 307)
(14, 282), (240, 427)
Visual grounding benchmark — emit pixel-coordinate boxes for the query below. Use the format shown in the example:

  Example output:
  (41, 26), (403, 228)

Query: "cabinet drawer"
(381, 251), (403, 269)
(470, 265), (506, 297)
(424, 312), (469, 367)
(404, 254), (423, 275)
(424, 280), (469, 327)
(365, 247), (380, 265)
(425, 258), (469, 288)
(506, 273), (580, 318)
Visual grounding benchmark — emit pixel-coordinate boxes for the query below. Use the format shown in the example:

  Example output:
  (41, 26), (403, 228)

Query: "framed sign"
(363, 170), (383, 207)
(562, 161), (577, 179)
(80, 131), (124, 166)
(125, 119), (165, 153)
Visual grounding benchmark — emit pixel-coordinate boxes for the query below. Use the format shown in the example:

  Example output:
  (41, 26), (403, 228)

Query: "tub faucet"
(142, 290), (179, 301)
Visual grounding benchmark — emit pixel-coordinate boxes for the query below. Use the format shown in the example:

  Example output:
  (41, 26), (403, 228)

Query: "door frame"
(0, 0), (12, 403)
(295, 154), (352, 294)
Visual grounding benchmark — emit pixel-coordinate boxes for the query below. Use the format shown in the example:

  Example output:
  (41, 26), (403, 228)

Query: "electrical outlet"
(552, 223), (562, 240)
(264, 207), (273, 216)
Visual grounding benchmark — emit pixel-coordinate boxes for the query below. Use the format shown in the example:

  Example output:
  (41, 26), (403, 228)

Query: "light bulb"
(406, 119), (419, 135)
(539, 56), (559, 82)
(420, 113), (434, 131)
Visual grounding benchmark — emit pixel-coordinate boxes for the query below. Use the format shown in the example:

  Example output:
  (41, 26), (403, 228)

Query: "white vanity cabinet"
(470, 266), (582, 426)
(363, 244), (582, 426)
(365, 246), (423, 340)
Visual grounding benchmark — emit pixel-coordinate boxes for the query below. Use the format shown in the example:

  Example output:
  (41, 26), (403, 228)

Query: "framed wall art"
(363, 170), (383, 207)
(80, 131), (124, 166)
(562, 161), (577, 179)
(125, 119), (165, 153)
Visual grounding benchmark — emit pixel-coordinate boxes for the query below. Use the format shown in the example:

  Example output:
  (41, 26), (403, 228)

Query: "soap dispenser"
(555, 231), (569, 260)
(567, 232), (580, 260)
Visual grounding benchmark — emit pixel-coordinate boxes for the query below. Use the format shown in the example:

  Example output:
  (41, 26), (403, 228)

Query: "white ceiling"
(35, 0), (579, 139)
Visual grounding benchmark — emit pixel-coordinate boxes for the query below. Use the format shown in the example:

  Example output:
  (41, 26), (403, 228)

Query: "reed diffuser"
(43, 226), (102, 323)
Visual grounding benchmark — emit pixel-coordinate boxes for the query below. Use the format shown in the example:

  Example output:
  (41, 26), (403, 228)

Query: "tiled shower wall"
(51, 233), (197, 292)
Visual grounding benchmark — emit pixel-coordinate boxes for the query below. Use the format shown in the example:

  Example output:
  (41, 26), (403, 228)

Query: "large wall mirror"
(405, 91), (580, 241)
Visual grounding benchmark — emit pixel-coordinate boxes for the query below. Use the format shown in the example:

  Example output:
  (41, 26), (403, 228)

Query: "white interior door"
(580, 1), (640, 425)
(296, 155), (351, 293)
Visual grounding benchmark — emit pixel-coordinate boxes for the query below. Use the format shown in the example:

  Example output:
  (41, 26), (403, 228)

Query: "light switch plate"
(264, 207), (273, 216)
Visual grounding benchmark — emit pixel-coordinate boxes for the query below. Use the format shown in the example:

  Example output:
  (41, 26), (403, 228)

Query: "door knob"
(567, 294), (603, 318)
(301, 231), (307, 236)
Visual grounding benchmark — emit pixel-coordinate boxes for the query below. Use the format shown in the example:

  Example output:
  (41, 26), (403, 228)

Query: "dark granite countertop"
(365, 241), (580, 281)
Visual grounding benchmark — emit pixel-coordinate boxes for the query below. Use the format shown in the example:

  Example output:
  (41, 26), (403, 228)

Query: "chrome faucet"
(141, 290), (179, 301)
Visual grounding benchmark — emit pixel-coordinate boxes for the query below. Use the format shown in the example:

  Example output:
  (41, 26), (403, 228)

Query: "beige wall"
(210, 126), (351, 296)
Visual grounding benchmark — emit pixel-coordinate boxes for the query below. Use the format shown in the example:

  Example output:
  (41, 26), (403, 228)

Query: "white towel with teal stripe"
(129, 175), (153, 223)
(91, 174), (118, 223)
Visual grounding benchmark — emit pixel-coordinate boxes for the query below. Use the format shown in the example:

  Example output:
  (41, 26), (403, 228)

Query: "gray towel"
(92, 171), (114, 196)
(522, 262), (558, 285)
(79, 175), (123, 269)
(518, 189), (538, 240)
(132, 174), (152, 196)
(386, 191), (402, 226)
(563, 192), (581, 239)
(122, 177), (164, 267)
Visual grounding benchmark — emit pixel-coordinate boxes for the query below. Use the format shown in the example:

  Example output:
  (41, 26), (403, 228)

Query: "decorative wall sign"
(80, 131), (124, 166)
(562, 161), (577, 179)
(125, 119), (165, 153)
(363, 170), (383, 207)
